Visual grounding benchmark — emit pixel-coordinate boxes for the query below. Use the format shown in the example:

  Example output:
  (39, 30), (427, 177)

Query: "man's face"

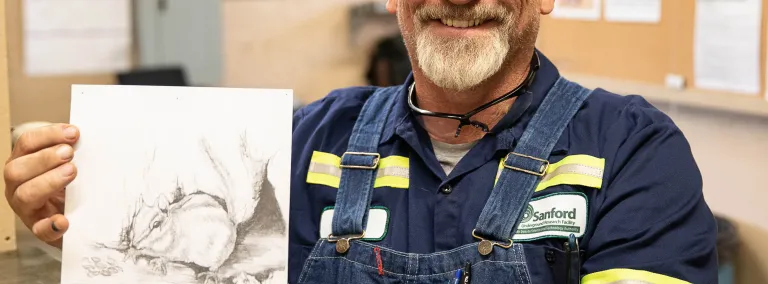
(391, 0), (549, 91)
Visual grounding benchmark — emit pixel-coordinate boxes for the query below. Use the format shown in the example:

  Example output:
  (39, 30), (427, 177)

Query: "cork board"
(5, 0), (135, 125)
(1, 0), (18, 253)
(536, 0), (768, 99)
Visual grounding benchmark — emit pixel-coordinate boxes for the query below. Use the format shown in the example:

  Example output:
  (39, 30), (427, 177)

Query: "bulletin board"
(536, 0), (768, 116)
(4, 0), (136, 125)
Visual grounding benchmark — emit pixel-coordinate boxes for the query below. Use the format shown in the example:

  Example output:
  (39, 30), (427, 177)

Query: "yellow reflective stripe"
(306, 172), (340, 188)
(307, 173), (409, 189)
(582, 269), (690, 284)
(535, 173), (602, 192)
(373, 176), (409, 189)
(310, 151), (341, 166)
(380, 155), (409, 168)
(309, 151), (409, 168)
(540, 163), (603, 183)
(549, 154), (604, 173)
(308, 162), (341, 177)
(496, 158), (505, 180)
(495, 154), (605, 191)
(306, 151), (409, 189)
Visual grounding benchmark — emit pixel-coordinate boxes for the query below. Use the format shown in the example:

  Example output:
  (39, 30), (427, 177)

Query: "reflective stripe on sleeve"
(306, 151), (409, 189)
(495, 154), (605, 191)
(581, 268), (691, 284)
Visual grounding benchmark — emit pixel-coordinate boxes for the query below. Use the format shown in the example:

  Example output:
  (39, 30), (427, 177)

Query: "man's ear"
(386, 0), (397, 14)
(540, 0), (555, 15)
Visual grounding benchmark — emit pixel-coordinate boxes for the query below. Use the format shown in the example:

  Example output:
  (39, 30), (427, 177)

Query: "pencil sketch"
(86, 132), (288, 284)
(81, 256), (123, 277)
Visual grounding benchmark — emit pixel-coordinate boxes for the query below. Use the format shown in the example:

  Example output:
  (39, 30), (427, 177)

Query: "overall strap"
(331, 86), (402, 237)
(474, 77), (593, 242)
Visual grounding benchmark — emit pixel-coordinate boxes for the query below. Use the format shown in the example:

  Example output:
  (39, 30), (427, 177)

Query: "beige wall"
(222, 0), (399, 104)
(4, 0), (120, 126)
(5, 0), (392, 123)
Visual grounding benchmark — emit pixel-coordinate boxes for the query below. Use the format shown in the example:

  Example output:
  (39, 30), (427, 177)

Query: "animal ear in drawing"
(157, 195), (170, 214)
(171, 177), (185, 202)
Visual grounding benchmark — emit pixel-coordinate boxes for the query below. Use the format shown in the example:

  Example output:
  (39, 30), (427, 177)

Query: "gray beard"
(413, 27), (510, 91)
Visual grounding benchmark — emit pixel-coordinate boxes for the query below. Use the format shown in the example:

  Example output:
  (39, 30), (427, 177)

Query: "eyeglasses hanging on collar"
(408, 52), (541, 138)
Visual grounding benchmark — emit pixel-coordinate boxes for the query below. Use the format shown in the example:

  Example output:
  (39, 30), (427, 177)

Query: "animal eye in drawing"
(152, 220), (162, 229)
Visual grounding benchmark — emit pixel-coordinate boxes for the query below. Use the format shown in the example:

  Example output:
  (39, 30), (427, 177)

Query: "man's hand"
(4, 123), (79, 248)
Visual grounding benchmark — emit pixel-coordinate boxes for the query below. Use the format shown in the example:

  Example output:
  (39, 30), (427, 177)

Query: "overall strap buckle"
(340, 152), (381, 170)
(504, 152), (550, 177)
(472, 229), (513, 256)
(328, 231), (366, 254)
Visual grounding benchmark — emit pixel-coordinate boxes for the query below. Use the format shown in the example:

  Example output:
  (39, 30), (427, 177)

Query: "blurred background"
(0, 0), (766, 283)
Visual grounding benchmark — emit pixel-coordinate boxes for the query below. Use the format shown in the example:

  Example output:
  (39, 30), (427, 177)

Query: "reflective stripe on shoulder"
(495, 154), (605, 192)
(306, 151), (409, 189)
(581, 269), (691, 284)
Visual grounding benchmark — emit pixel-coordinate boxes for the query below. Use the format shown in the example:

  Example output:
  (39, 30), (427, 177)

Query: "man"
(4, 0), (718, 283)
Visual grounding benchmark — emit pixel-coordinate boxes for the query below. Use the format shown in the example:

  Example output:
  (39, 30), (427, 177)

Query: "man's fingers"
(12, 163), (76, 212)
(32, 214), (69, 243)
(4, 144), (74, 191)
(10, 124), (79, 161)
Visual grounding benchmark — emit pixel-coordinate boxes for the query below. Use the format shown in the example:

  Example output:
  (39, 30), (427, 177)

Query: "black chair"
(117, 66), (189, 87)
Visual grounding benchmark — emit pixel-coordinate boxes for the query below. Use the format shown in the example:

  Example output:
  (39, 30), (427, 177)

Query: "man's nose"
(446, 0), (475, 5)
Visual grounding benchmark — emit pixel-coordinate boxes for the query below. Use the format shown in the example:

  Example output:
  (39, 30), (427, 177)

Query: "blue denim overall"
(298, 77), (593, 284)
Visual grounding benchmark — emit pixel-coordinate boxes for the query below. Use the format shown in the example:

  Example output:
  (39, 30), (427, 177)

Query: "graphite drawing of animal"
(93, 132), (287, 284)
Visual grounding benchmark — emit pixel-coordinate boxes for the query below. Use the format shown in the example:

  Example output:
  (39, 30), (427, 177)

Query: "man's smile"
(437, 18), (489, 28)
(425, 18), (500, 37)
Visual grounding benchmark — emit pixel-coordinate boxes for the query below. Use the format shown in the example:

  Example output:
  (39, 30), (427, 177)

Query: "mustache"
(413, 3), (511, 22)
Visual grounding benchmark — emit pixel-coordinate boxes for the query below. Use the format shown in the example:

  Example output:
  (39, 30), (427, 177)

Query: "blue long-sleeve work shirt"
(287, 51), (718, 283)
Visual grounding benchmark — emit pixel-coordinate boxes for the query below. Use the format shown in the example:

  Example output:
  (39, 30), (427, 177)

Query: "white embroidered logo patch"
(319, 207), (389, 241)
(513, 192), (588, 241)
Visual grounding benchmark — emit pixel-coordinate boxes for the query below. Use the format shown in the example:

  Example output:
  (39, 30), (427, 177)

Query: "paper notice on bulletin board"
(694, 0), (762, 96)
(550, 0), (602, 21)
(23, 0), (132, 76)
(604, 0), (661, 23)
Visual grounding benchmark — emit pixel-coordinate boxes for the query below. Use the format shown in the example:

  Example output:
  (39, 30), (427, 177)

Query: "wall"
(4, 0), (130, 126)
(222, 0), (399, 104)
(6, 0), (392, 123)
(1, 0), (18, 253)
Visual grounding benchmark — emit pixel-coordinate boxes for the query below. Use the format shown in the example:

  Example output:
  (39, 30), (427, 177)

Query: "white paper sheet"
(694, 0), (762, 95)
(604, 0), (661, 23)
(550, 0), (602, 21)
(23, 0), (131, 76)
(61, 85), (294, 284)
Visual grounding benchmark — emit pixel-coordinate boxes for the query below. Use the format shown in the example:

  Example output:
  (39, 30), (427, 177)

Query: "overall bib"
(298, 77), (593, 284)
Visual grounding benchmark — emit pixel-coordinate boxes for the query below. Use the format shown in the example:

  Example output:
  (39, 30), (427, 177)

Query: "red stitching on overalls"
(374, 246), (384, 276)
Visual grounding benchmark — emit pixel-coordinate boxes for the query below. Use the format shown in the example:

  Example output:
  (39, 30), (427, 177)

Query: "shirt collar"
(381, 49), (568, 154)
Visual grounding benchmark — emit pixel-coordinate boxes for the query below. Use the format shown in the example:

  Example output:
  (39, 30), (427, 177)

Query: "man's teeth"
(439, 19), (484, 28)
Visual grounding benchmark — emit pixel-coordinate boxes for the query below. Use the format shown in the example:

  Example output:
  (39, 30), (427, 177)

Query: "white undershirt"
(430, 138), (478, 175)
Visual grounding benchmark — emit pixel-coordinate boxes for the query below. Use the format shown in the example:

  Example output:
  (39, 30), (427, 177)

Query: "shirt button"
(440, 184), (453, 194)
(545, 249), (556, 263)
